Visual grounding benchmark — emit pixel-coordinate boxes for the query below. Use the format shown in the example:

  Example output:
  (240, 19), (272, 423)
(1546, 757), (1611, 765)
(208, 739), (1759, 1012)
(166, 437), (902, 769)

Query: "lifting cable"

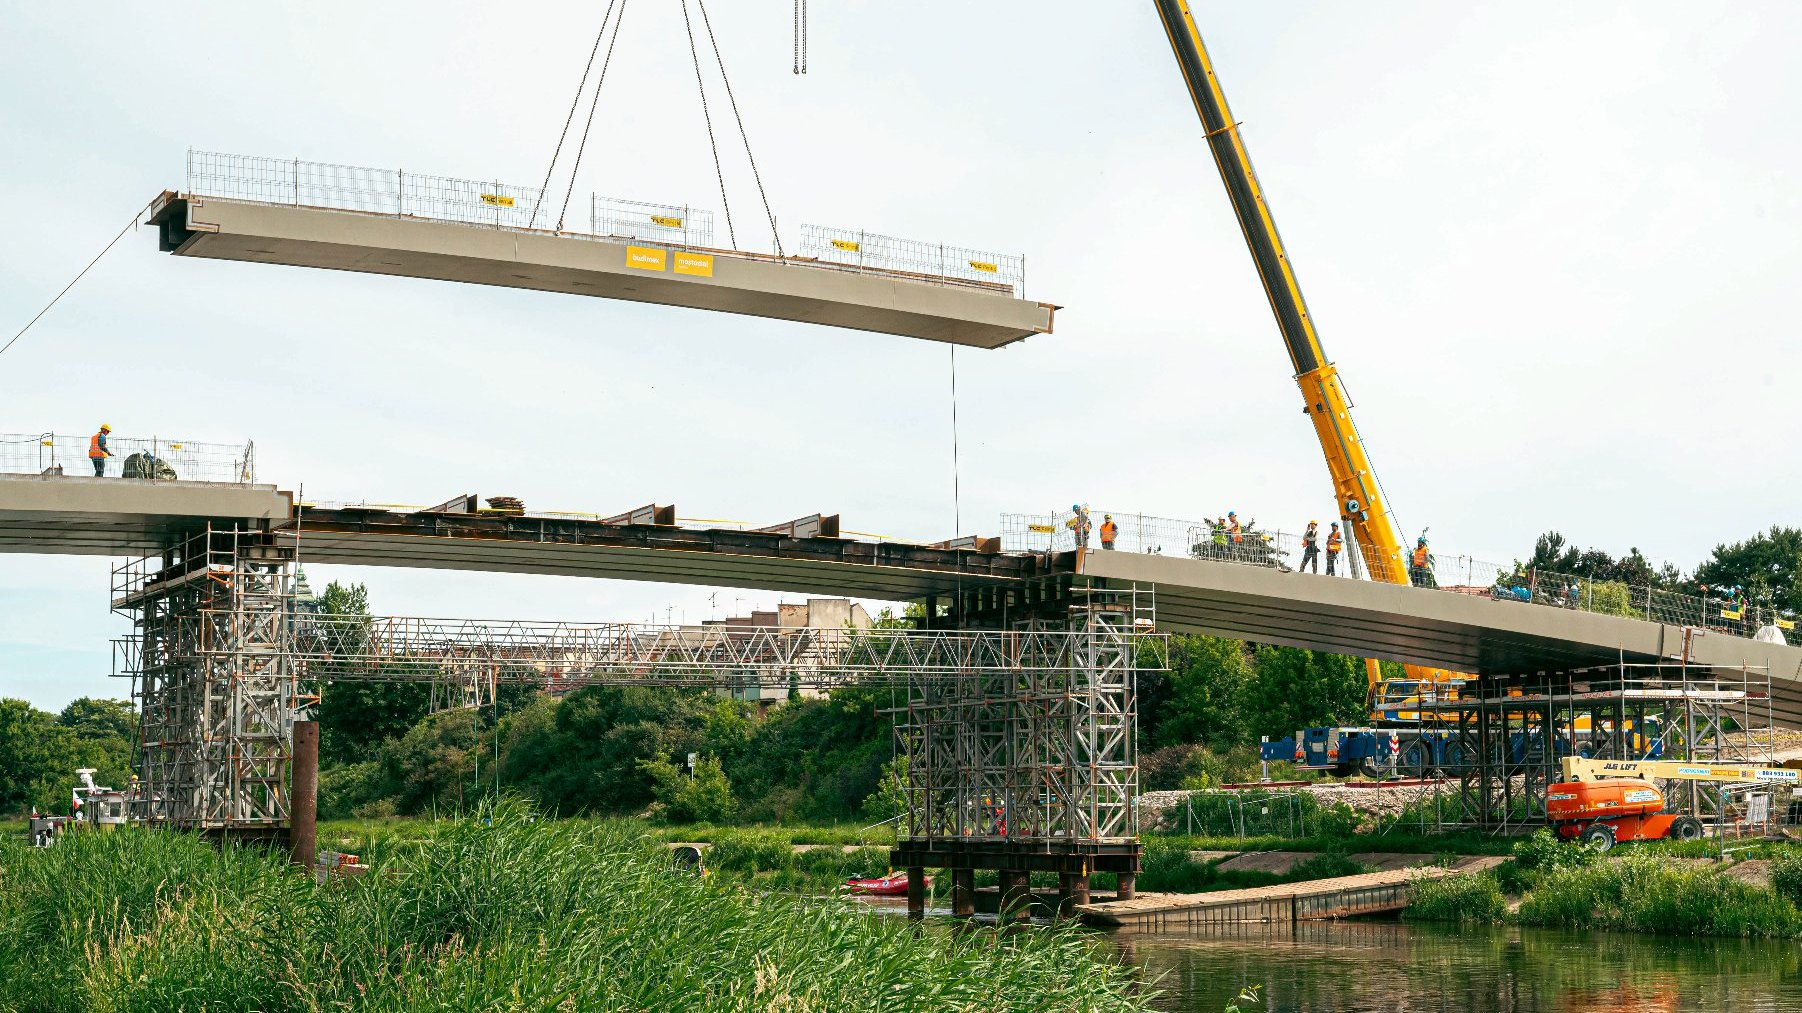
(680, 0), (738, 250)
(694, 0), (785, 256)
(528, 0), (617, 231)
(555, 0), (632, 231)
(950, 347), (962, 541)
(0, 197), (155, 361)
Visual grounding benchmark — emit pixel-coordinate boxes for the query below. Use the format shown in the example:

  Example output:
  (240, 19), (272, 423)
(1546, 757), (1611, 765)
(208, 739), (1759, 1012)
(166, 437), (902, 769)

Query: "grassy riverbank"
(1408, 830), (1802, 939)
(0, 806), (1150, 1012)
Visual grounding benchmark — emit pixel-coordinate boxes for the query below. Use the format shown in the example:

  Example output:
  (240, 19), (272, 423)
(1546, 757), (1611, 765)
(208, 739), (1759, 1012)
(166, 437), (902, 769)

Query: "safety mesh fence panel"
(798, 224), (1023, 293)
(592, 196), (716, 248)
(2, 433), (255, 484)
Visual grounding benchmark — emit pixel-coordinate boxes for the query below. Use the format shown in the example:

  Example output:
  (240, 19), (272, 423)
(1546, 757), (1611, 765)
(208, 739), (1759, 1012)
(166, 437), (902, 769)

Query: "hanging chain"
(696, 0), (784, 255)
(793, 0), (807, 74)
(681, 0), (737, 249)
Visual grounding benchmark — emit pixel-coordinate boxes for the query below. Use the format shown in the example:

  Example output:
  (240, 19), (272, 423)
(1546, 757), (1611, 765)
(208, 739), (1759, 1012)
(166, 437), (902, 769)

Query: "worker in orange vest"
(1409, 536), (1432, 587)
(1100, 514), (1118, 551)
(1299, 520), (1320, 573)
(1227, 511), (1242, 544)
(88, 424), (113, 477)
(1325, 522), (1343, 575)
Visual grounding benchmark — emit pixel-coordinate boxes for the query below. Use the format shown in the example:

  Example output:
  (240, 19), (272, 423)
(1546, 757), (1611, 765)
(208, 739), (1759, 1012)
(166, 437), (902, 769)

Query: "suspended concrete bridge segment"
(3, 474), (1798, 718)
(147, 193), (1056, 349)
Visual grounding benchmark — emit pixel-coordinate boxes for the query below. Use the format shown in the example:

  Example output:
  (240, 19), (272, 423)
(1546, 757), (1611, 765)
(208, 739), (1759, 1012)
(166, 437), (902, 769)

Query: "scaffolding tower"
(114, 527), (313, 833)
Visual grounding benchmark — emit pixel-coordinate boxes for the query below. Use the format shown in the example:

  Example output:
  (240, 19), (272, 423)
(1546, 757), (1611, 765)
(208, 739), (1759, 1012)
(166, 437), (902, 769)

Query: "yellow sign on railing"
(650, 214), (684, 228)
(831, 239), (861, 252)
(1027, 523), (1057, 534)
(1779, 618), (1796, 631)
(479, 193), (516, 207)
(968, 260), (999, 274)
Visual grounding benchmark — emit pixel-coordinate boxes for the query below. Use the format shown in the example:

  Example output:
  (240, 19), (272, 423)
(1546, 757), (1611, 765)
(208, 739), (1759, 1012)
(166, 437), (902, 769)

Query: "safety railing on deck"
(1001, 509), (1796, 644)
(182, 150), (1023, 294)
(0, 433), (255, 485)
(796, 223), (1024, 295)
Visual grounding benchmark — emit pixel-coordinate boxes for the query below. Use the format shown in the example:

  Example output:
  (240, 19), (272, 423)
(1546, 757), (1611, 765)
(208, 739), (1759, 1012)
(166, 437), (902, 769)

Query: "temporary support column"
(951, 868), (976, 919)
(906, 866), (927, 920)
(290, 720), (318, 867)
(1057, 871), (1090, 919)
(1000, 870), (1032, 921)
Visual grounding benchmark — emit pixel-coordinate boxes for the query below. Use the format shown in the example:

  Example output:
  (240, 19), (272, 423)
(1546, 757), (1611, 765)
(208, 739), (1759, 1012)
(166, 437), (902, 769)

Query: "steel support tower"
(114, 527), (311, 834)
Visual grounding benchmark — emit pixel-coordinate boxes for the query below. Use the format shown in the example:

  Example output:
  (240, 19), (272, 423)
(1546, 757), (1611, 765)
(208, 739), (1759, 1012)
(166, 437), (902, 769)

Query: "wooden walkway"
(1077, 857), (1504, 930)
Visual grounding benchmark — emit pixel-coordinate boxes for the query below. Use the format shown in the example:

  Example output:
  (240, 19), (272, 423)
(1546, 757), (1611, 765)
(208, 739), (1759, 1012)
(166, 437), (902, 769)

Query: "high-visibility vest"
(1228, 520), (1241, 543)
(1412, 545), (1429, 567)
(1100, 521), (1117, 542)
(88, 433), (107, 459)
(1327, 533), (1343, 552)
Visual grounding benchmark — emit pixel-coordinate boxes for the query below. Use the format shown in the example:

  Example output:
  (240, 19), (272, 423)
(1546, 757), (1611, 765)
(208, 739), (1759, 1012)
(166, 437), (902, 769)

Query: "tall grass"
(1514, 854), (1802, 938)
(0, 803), (1151, 1012)
(1404, 870), (1507, 924)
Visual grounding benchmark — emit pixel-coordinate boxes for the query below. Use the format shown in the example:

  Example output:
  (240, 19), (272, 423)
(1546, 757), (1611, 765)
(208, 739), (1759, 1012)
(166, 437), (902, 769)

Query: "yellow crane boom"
(1151, 1), (1447, 699)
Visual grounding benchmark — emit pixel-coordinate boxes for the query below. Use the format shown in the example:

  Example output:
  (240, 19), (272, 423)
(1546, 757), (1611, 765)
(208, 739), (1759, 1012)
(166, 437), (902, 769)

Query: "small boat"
(844, 872), (926, 896)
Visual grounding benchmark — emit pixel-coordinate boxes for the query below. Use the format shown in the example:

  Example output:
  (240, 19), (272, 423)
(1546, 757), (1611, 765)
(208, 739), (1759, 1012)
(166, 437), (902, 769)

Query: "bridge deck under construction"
(148, 194), (1056, 349)
(5, 474), (1800, 714)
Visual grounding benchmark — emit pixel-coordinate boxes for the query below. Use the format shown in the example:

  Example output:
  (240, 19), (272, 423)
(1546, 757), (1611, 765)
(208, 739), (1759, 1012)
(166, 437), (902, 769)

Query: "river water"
(1107, 919), (1802, 1013)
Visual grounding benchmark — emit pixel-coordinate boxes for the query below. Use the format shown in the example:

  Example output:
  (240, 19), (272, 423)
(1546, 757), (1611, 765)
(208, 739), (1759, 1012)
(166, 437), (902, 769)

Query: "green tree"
(1143, 635), (1256, 749)
(1693, 526), (1802, 613)
(0, 700), (75, 814)
(1242, 647), (1366, 739)
(312, 580), (432, 766)
(640, 754), (739, 824)
(381, 709), (479, 812)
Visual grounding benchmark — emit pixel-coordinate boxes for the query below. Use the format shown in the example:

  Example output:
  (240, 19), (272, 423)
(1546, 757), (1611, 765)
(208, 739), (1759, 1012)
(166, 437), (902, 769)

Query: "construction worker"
(88, 424), (113, 477)
(1066, 504), (1092, 550)
(1326, 522), (1343, 575)
(1409, 536), (1432, 587)
(1227, 511), (1242, 544)
(1299, 520), (1320, 574)
(1099, 514), (1118, 551)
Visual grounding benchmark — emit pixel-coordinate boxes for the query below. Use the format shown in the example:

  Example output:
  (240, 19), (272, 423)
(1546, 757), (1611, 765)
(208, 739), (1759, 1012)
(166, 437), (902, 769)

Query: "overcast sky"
(2, 2), (1797, 710)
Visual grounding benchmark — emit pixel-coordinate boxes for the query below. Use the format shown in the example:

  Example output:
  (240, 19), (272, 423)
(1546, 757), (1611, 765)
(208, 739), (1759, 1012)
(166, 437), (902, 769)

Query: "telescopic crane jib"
(1151, 1), (1456, 697)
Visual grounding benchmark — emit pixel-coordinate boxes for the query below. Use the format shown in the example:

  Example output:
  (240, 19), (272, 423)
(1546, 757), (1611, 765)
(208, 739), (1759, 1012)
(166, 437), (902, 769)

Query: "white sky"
(2, 2), (1798, 710)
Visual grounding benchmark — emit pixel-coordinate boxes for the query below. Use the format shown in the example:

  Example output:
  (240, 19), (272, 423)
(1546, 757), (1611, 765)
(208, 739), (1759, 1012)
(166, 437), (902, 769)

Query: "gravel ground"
(1143, 781), (1462, 830)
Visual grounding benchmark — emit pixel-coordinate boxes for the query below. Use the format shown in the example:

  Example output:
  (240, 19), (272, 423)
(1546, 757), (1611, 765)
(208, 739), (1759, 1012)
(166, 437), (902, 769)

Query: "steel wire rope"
(557, 0), (633, 231)
(1, 197), (156, 362)
(695, 0), (785, 254)
(528, 0), (618, 231)
(681, 0), (737, 249)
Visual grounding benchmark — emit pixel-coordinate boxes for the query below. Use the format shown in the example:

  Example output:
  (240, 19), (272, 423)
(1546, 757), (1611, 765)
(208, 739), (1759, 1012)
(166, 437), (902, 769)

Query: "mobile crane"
(1151, 2), (1471, 775)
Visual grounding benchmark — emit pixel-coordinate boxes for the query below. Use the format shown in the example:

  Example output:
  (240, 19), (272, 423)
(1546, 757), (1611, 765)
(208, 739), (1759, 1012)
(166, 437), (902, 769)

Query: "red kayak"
(844, 872), (927, 896)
